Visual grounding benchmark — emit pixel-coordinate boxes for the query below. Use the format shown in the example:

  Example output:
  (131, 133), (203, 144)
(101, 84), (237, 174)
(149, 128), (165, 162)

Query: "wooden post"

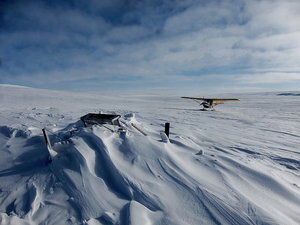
(42, 128), (57, 160)
(42, 128), (52, 149)
(165, 122), (170, 138)
(131, 123), (147, 136)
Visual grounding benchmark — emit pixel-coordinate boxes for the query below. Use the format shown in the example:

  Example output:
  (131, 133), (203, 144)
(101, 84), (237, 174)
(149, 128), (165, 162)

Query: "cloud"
(237, 72), (300, 84)
(163, 0), (248, 35)
(0, 0), (300, 92)
(246, 0), (300, 35)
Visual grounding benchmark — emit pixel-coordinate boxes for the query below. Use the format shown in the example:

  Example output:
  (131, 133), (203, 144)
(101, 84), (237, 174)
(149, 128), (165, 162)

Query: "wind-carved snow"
(0, 85), (300, 225)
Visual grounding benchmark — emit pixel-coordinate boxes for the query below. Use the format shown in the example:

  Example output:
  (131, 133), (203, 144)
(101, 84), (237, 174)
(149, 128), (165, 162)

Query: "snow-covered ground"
(0, 84), (300, 225)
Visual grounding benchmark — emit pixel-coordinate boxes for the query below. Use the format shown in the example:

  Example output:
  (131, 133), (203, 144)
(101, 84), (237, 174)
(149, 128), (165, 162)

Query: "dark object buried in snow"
(80, 113), (121, 127)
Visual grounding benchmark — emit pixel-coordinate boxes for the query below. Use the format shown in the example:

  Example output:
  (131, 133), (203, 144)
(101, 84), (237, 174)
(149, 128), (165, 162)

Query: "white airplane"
(181, 97), (239, 111)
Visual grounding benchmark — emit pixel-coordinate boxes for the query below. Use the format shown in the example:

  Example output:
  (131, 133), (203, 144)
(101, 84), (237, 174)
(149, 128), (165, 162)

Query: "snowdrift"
(0, 85), (300, 225)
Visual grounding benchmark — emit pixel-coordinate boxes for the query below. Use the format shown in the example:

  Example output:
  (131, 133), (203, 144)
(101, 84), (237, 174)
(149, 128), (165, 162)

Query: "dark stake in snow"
(165, 122), (170, 138)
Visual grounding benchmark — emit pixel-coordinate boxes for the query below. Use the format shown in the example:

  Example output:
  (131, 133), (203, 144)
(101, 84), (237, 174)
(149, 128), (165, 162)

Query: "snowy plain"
(0, 84), (300, 225)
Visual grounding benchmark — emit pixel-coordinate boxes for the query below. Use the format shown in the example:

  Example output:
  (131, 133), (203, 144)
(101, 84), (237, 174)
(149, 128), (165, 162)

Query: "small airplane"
(181, 97), (239, 111)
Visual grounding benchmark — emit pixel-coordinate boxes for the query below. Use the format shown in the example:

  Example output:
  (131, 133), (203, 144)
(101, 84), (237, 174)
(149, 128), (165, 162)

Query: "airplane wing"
(181, 97), (239, 110)
(181, 97), (239, 101)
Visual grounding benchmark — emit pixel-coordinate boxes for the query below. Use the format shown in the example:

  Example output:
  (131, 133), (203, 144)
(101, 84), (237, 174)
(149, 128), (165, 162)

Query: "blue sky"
(0, 0), (300, 94)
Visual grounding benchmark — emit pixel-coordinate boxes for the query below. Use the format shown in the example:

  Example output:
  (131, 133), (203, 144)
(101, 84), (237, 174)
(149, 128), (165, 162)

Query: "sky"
(0, 0), (300, 94)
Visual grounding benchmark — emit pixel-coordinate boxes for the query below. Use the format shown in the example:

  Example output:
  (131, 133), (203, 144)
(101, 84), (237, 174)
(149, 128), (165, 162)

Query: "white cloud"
(1, 0), (300, 92)
(237, 72), (300, 84)
(104, 25), (153, 43)
(246, 0), (300, 35)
